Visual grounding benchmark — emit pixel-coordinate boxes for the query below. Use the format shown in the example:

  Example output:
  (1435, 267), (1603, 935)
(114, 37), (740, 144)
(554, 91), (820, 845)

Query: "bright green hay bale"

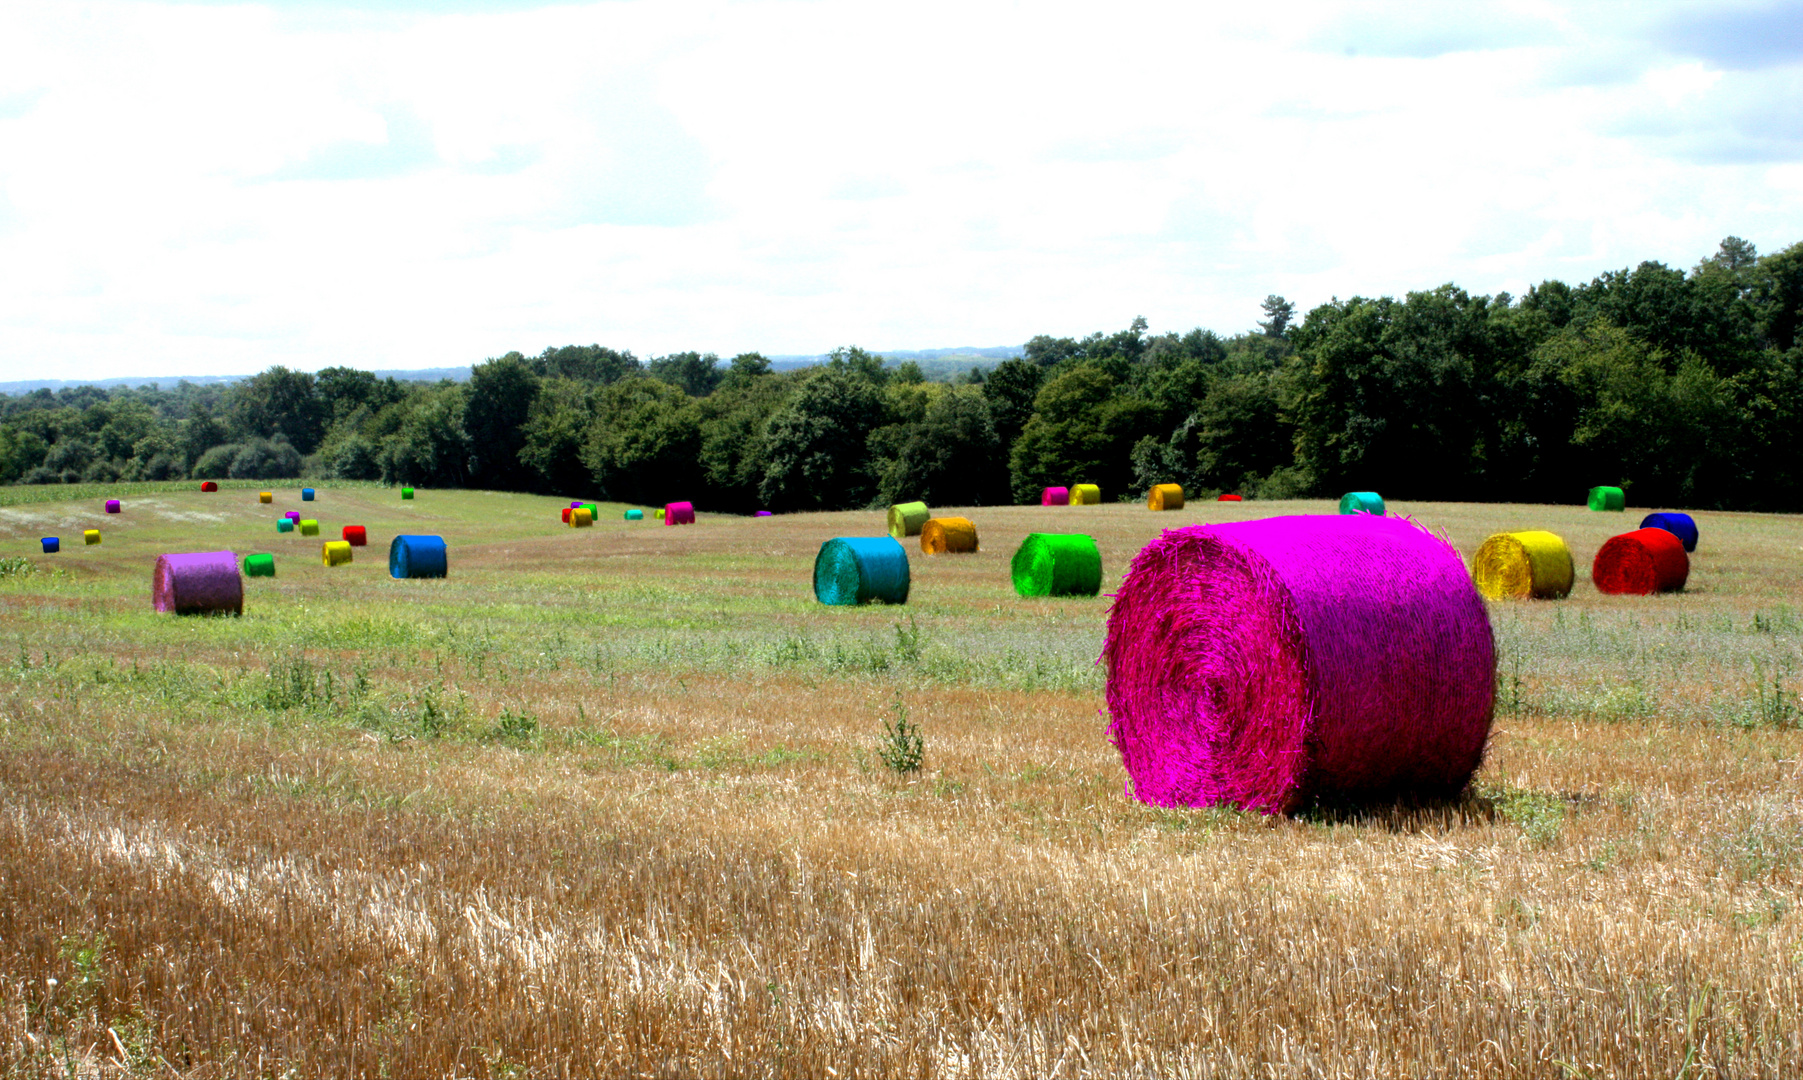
(1339, 491), (1385, 515)
(402, 487), (415, 500)
(243, 553), (276, 578)
(1587, 486), (1625, 512)
(299, 519), (319, 536)
(813, 537), (911, 605)
(887, 501), (930, 539)
(1011, 533), (1102, 597)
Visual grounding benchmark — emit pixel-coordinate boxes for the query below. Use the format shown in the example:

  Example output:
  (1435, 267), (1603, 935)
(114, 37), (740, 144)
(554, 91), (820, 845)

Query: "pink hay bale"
(665, 501), (695, 525)
(1104, 514), (1495, 814)
(1041, 486), (1070, 506)
(152, 551), (244, 616)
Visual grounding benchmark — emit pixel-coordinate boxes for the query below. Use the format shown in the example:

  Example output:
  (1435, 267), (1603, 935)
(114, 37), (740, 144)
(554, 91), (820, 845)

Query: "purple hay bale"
(1104, 514), (1495, 814)
(284, 511), (301, 522)
(105, 499), (121, 514)
(152, 550), (244, 616)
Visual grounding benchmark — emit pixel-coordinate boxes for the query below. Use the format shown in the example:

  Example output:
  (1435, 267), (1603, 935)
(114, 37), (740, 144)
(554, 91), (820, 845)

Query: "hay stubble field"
(1, 483), (1801, 1078)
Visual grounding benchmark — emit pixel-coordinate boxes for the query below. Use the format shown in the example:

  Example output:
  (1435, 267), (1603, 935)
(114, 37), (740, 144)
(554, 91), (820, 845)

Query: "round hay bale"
(243, 553), (275, 578)
(389, 535), (447, 579)
(105, 499), (121, 514)
(814, 537), (910, 605)
(1071, 484), (1102, 505)
(41, 537), (59, 554)
(1339, 491), (1384, 515)
(887, 501), (930, 538)
(276, 518), (295, 534)
(152, 551), (243, 616)
(665, 501), (695, 525)
(624, 508), (644, 521)
(84, 530), (101, 546)
(755, 510), (773, 517)
(1470, 530), (1574, 600)
(570, 508), (594, 528)
(921, 516), (979, 554)
(402, 487), (415, 500)
(1041, 486), (1070, 506)
(342, 525), (368, 546)
(1587, 486), (1625, 512)
(258, 491), (272, 504)
(1104, 514), (1495, 814)
(284, 511), (301, 521)
(655, 508), (665, 520)
(582, 503), (600, 521)
(322, 540), (353, 567)
(200, 481), (218, 493)
(1148, 484), (1183, 511)
(570, 500), (584, 509)
(299, 519), (319, 537)
(561, 507), (573, 523)
(301, 488), (315, 502)
(1011, 533), (1102, 597)
(1592, 528), (1688, 595)
(1218, 493), (1243, 502)
(1639, 512), (1698, 552)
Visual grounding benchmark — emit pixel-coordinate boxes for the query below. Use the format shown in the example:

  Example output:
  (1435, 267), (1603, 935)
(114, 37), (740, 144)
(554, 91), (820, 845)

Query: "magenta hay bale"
(1104, 514), (1496, 815)
(755, 510), (773, 517)
(105, 499), (121, 514)
(284, 511), (301, 522)
(665, 501), (695, 525)
(153, 551), (243, 616)
(1041, 486), (1070, 506)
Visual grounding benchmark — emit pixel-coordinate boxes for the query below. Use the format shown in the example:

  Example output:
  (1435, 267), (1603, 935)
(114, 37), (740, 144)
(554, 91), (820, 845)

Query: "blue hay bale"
(1639, 512), (1699, 553)
(41, 537), (59, 554)
(389, 534), (447, 579)
(813, 537), (910, 605)
(302, 488), (316, 501)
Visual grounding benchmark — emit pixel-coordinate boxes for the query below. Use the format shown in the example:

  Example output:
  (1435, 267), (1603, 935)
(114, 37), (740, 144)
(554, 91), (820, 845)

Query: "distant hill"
(767, 346), (1024, 381)
(0, 367), (471, 395)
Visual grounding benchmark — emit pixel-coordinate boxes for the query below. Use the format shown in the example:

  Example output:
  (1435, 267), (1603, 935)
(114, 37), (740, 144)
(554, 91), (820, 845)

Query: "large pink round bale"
(664, 501), (696, 525)
(1105, 514), (1495, 814)
(152, 550), (244, 616)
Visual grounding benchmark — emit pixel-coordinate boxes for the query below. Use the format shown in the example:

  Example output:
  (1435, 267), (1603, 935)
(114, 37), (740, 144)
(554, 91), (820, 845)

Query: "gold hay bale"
(1470, 530), (1574, 600)
(1148, 483), (1184, 511)
(322, 540), (353, 567)
(920, 516), (979, 554)
(1071, 483), (1101, 505)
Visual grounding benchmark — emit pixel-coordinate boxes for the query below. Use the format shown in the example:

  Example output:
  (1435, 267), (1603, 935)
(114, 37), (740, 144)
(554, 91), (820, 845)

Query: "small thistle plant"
(878, 695), (923, 774)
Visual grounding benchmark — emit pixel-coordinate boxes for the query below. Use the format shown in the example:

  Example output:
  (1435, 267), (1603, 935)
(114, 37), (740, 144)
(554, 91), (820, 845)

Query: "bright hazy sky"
(3, 0), (1802, 382)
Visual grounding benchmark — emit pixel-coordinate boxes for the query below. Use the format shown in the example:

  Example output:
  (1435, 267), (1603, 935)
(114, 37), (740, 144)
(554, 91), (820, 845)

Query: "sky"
(2, 0), (1802, 382)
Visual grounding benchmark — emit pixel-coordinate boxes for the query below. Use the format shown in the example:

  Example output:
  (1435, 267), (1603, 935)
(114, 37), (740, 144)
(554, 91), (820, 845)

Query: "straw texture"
(1041, 486), (1070, 506)
(343, 525), (368, 546)
(152, 551), (244, 616)
(41, 538), (58, 554)
(1587, 486), (1625, 512)
(814, 537), (911, 605)
(1071, 484), (1102, 505)
(105, 500), (120, 514)
(920, 516), (979, 554)
(1104, 514), (1496, 814)
(1470, 530), (1574, 600)
(200, 481), (217, 492)
(625, 509), (644, 520)
(887, 502), (931, 538)
(302, 489), (315, 502)
(299, 520), (319, 536)
(1592, 528), (1689, 595)
(259, 492), (272, 504)
(1339, 492), (1385, 515)
(322, 540), (353, 567)
(84, 530), (100, 546)
(1011, 533), (1102, 597)
(1639, 512), (1699, 552)
(665, 501), (695, 525)
(389, 535), (447, 579)
(1148, 484), (1184, 511)
(243, 553), (275, 578)
(1218, 493), (1243, 502)
(276, 518), (294, 534)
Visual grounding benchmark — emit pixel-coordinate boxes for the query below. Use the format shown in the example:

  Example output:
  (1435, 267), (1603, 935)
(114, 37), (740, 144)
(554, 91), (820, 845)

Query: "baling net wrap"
(1148, 484), (1184, 511)
(1592, 528), (1689, 595)
(389, 535), (447, 579)
(920, 516), (979, 554)
(887, 502), (930, 539)
(1639, 512), (1699, 552)
(814, 537), (911, 605)
(1587, 486), (1625, 512)
(243, 553), (275, 578)
(1339, 491), (1385, 515)
(1041, 487), (1070, 506)
(1071, 484), (1101, 505)
(1470, 530), (1574, 600)
(153, 551), (244, 616)
(1104, 514), (1495, 814)
(1011, 533), (1102, 597)
(665, 501), (695, 525)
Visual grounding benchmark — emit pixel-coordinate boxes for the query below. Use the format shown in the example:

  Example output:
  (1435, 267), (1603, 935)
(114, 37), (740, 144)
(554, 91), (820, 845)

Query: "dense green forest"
(5, 236), (1801, 512)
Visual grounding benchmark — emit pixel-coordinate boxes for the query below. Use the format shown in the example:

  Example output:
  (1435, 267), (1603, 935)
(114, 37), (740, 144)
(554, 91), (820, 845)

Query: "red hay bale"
(1592, 528), (1689, 595)
(342, 525), (368, 547)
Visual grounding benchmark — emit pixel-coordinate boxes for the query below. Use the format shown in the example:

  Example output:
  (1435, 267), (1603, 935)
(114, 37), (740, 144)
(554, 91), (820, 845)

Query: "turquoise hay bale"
(1011, 533), (1102, 597)
(624, 508), (644, 520)
(389, 535), (447, 579)
(276, 518), (294, 533)
(1339, 492), (1384, 515)
(814, 537), (910, 605)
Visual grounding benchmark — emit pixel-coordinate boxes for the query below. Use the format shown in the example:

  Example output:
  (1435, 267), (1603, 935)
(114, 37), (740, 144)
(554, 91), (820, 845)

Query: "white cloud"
(1, 0), (1801, 382)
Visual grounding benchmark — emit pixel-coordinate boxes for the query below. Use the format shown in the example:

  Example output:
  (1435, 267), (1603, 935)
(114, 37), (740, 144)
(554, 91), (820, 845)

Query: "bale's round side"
(389, 535), (447, 579)
(276, 518), (294, 533)
(1218, 493), (1243, 502)
(1470, 530), (1574, 600)
(41, 537), (58, 554)
(624, 508), (644, 520)
(1587, 486), (1625, 512)
(1148, 484), (1184, 511)
(343, 525), (368, 546)
(1339, 491), (1385, 515)
(84, 530), (100, 546)
(153, 551), (244, 616)
(243, 553), (275, 578)
(571, 508), (593, 527)
(887, 501), (930, 538)
(1639, 512), (1699, 552)
(814, 537), (911, 605)
(1104, 514), (1495, 814)
(200, 481), (217, 492)
(1071, 484), (1102, 505)
(1041, 486), (1070, 506)
(322, 540), (353, 567)
(299, 520), (319, 536)
(920, 516), (979, 554)
(665, 501), (695, 525)
(1011, 533), (1102, 597)
(1593, 528), (1689, 594)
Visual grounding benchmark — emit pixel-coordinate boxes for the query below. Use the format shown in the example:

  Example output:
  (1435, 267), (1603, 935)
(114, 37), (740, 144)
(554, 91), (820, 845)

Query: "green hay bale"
(1011, 533), (1102, 597)
(402, 487), (415, 500)
(1588, 485), (1625, 512)
(887, 501), (930, 539)
(243, 553), (276, 578)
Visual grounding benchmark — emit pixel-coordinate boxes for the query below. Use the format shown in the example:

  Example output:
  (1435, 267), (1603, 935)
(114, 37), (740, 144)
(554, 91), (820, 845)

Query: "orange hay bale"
(920, 516), (979, 554)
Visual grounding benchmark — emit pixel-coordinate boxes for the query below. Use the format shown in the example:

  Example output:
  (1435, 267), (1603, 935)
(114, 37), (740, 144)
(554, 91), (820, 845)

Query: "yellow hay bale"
(1071, 483), (1101, 505)
(1148, 483), (1184, 511)
(1470, 530), (1574, 600)
(322, 540), (353, 567)
(920, 516), (979, 554)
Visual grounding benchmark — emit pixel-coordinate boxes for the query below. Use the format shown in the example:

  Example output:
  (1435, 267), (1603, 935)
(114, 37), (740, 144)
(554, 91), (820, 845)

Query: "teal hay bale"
(813, 537), (911, 605)
(302, 488), (315, 502)
(624, 508), (644, 520)
(389, 535), (447, 579)
(1011, 533), (1103, 597)
(1587, 486), (1625, 512)
(276, 517), (294, 533)
(1338, 491), (1384, 515)
(243, 553), (275, 578)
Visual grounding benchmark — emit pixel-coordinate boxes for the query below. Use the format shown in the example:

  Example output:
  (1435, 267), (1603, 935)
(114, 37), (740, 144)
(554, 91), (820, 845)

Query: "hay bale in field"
(243, 553), (275, 578)
(299, 519), (319, 536)
(276, 518), (295, 534)
(921, 516), (979, 554)
(342, 525), (367, 546)
(389, 535), (447, 579)
(302, 488), (315, 502)
(402, 487), (414, 500)
(1041, 486), (1070, 506)
(756, 510), (773, 517)
(284, 511), (301, 521)
(1587, 486), (1625, 512)
(258, 491), (272, 504)
(1071, 484), (1102, 505)
(570, 500), (584, 509)
(655, 507), (665, 520)
(1011, 533), (1102, 597)
(1639, 512), (1699, 552)
(200, 481), (217, 493)
(665, 501), (695, 525)
(1470, 530), (1574, 600)
(105, 499), (121, 514)
(41, 537), (58, 554)
(1339, 491), (1384, 515)
(561, 507), (573, 523)
(887, 501), (930, 538)
(322, 540), (353, 567)
(1218, 493), (1243, 502)
(84, 530), (100, 546)
(1148, 484), (1184, 511)
(583, 503), (600, 521)
(814, 536), (910, 605)
(152, 551), (243, 616)
(624, 508), (644, 520)
(1592, 528), (1688, 595)
(1104, 514), (1495, 814)
(570, 508), (593, 528)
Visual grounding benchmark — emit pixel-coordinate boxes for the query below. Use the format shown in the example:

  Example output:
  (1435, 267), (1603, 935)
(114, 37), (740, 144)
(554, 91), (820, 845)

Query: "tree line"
(4, 236), (1800, 512)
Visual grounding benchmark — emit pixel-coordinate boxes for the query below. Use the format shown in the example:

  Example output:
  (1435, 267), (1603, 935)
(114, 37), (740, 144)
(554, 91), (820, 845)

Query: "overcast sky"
(2, 0), (1801, 382)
